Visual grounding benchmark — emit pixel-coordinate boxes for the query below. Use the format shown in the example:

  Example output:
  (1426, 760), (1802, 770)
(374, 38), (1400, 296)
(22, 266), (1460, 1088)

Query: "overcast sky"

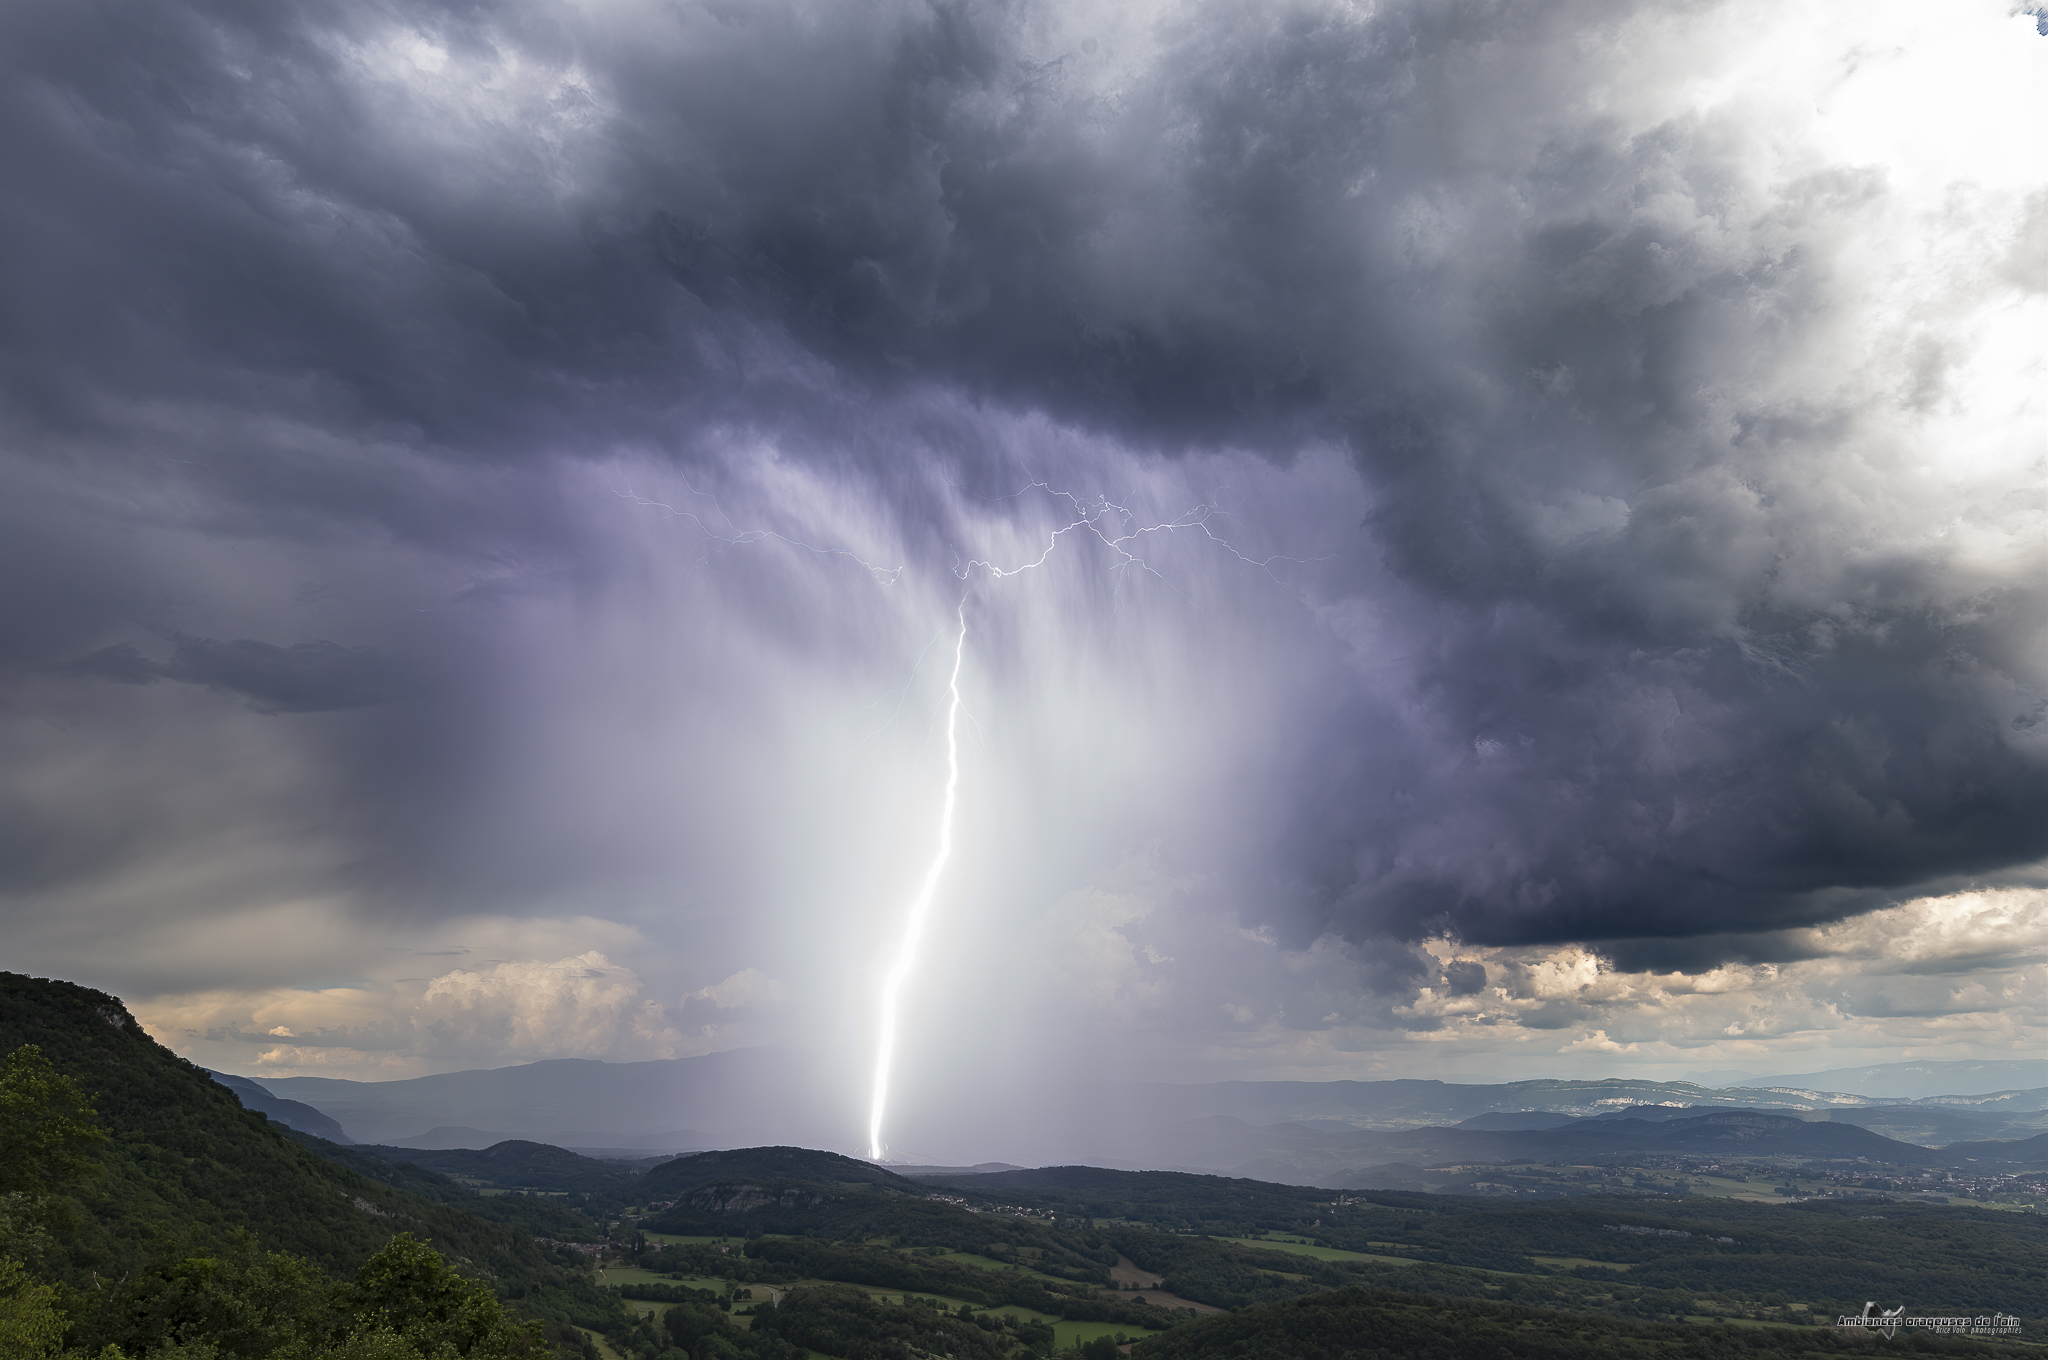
(3, 0), (2046, 1156)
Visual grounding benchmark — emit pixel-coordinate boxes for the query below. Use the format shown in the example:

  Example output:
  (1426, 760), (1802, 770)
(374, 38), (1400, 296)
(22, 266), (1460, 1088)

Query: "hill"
(284, 1132), (618, 1243)
(1737, 1058), (2048, 1099)
(0, 971), (565, 1290)
(1137, 1107), (1949, 1184)
(251, 1051), (817, 1146)
(206, 1068), (355, 1143)
(348, 1139), (649, 1195)
(639, 1145), (924, 1198)
(1941, 1131), (2048, 1166)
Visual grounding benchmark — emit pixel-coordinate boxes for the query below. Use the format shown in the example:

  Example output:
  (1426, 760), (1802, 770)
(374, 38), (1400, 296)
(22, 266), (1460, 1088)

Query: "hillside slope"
(0, 972), (562, 1290)
(206, 1068), (355, 1143)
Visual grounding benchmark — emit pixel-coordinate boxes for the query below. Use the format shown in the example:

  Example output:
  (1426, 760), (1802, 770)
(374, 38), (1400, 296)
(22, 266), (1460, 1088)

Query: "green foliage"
(647, 1181), (1111, 1285)
(1130, 1285), (2019, 1360)
(339, 1233), (546, 1359)
(0, 975), (568, 1294)
(78, 1233), (331, 1358)
(0, 1044), (110, 1198)
(0, 1254), (66, 1359)
(0, 1042), (113, 1260)
(285, 1135), (608, 1247)
(67, 1231), (550, 1359)
(751, 1284), (1013, 1360)
(345, 1144), (639, 1199)
(612, 1282), (720, 1304)
(1103, 1228), (1335, 1310)
(1299, 1193), (2048, 1321)
(0, 972), (650, 1357)
(639, 1149), (925, 1200)
(54, 1231), (552, 1359)
(917, 1168), (1327, 1237)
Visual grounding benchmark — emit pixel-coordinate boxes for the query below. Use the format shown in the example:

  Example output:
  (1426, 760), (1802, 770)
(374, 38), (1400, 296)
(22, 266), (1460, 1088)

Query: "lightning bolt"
(621, 470), (1325, 1163)
(867, 598), (968, 1161)
(863, 485), (1328, 1161)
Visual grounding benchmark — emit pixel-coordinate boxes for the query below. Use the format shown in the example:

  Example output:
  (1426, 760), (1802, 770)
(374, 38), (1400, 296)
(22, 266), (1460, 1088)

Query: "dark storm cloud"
(66, 636), (402, 712)
(1, 0), (2041, 971)
(1443, 960), (1487, 997)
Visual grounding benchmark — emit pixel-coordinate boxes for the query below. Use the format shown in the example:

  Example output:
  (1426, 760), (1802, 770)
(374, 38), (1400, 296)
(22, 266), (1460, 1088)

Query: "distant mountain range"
(1123, 1073), (2048, 1132)
(206, 1068), (355, 1143)
(249, 1047), (843, 1147)
(1719, 1059), (2048, 1100)
(1154, 1106), (1962, 1184)
(218, 1052), (2048, 1177)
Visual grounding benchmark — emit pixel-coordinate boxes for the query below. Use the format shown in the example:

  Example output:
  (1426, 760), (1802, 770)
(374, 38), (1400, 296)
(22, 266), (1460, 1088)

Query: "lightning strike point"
(867, 600), (970, 1161)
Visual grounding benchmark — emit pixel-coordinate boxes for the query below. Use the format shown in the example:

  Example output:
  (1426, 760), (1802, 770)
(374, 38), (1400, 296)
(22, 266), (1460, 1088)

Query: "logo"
(1832, 1303), (2021, 1339)
(1843, 1302), (1905, 1340)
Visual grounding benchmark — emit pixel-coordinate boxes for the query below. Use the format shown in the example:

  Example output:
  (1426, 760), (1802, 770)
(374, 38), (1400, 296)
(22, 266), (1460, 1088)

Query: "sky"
(2, 0), (2046, 1157)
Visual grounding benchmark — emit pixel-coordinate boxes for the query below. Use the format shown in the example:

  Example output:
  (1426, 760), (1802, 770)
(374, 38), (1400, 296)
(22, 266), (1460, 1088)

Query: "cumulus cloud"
(691, 969), (787, 1011)
(413, 952), (669, 1059)
(1370, 889), (2048, 1075)
(2, 0), (2045, 1098)
(139, 945), (790, 1078)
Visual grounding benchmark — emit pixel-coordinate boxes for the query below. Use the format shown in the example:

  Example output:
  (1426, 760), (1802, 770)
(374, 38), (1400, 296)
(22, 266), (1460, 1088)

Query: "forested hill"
(640, 1146), (927, 1197)
(0, 970), (560, 1290)
(347, 1138), (647, 1195)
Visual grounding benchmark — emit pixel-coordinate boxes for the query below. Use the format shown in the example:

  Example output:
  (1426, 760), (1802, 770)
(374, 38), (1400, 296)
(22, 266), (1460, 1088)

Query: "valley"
(6, 970), (2047, 1358)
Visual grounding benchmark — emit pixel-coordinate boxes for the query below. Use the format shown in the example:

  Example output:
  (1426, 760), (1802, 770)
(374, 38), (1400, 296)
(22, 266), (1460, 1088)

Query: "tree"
(87, 1233), (331, 1359)
(0, 1043), (109, 1261)
(0, 1044), (108, 1198)
(0, 1254), (65, 1359)
(338, 1233), (545, 1359)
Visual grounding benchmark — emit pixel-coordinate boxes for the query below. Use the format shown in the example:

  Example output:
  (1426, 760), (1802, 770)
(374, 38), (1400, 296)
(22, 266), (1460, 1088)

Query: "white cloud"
(691, 968), (787, 1010)
(1351, 888), (2048, 1077)
(133, 913), (790, 1078)
(412, 951), (664, 1060)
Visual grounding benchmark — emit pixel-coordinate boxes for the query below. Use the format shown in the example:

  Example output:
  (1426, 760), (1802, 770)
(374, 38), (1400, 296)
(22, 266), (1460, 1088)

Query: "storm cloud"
(1, 0), (2044, 1111)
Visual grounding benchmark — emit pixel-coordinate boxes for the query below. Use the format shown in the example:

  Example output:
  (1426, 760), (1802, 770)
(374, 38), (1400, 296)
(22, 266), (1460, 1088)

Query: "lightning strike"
(623, 474), (1319, 1162)
(867, 599), (969, 1161)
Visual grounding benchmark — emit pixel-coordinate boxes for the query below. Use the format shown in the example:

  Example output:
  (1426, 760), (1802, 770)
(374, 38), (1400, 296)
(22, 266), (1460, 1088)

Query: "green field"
(1217, 1235), (1402, 1264)
(783, 1279), (980, 1311)
(980, 1303), (1062, 1326)
(577, 1326), (627, 1360)
(1053, 1319), (1164, 1349)
(599, 1266), (697, 1286)
(909, 1247), (1082, 1288)
(642, 1231), (746, 1246)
